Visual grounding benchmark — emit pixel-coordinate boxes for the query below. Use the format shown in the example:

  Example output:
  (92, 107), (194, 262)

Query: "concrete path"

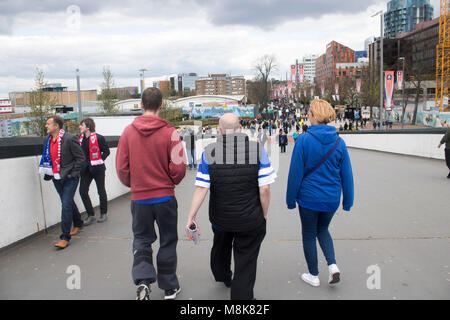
(0, 146), (449, 300)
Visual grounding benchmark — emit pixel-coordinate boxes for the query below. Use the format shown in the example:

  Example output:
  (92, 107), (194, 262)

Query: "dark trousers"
(53, 177), (83, 241)
(79, 169), (107, 216)
(131, 198), (179, 290)
(280, 144), (286, 153)
(210, 221), (266, 300)
(445, 148), (450, 171)
(299, 207), (336, 276)
(187, 148), (197, 169)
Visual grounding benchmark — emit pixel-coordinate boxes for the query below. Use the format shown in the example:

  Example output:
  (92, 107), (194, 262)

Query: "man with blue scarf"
(40, 116), (85, 249)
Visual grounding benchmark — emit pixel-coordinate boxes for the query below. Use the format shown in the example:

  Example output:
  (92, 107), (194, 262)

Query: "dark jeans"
(187, 148), (197, 169)
(280, 144), (286, 153)
(445, 148), (450, 171)
(210, 221), (266, 300)
(53, 177), (83, 241)
(299, 207), (336, 276)
(131, 198), (179, 290)
(79, 170), (107, 216)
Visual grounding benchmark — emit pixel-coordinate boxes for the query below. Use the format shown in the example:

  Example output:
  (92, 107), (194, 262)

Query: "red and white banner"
(356, 79), (362, 93)
(397, 71), (404, 90)
(298, 65), (304, 83)
(304, 90), (307, 97)
(385, 71), (395, 111)
(291, 65), (296, 84)
(311, 88), (314, 97)
(335, 83), (339, 95)
(321, 81), (325, 97)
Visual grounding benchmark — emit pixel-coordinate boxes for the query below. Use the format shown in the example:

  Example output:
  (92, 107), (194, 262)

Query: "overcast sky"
(0, 0), (441, 98)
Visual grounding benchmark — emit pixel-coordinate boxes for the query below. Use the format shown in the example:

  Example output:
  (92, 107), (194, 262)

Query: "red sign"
(385, 71), (395, 111)
(356, 79), (362, 93)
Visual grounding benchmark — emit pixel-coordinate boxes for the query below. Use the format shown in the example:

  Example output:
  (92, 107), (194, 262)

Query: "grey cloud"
(1, 0), (381, 33)
(192, 0), (381, 29)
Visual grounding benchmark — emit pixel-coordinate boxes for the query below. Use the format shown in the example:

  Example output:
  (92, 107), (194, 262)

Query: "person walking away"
(279, 129), (287, 153)
(39, 116), (85, 249)
(184, 126), (198, 170)
(286, 99), (354, 287)
(185, 113), (276, 300)
(79, 118), (110, 226)
(438, 127), (450, 178)
(116, 88), (187, 300)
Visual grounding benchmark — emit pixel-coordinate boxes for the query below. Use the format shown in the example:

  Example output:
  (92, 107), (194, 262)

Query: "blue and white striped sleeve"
(195, 152), (211, 189)
(258, 147), (277, 187)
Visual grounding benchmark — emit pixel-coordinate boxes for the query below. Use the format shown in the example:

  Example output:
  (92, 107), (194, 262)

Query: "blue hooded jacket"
(286, 124), (354, 212)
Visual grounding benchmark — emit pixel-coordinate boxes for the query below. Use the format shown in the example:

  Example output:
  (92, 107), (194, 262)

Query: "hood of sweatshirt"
(307, 124), (338, 145)
(131, 115), (169, 137)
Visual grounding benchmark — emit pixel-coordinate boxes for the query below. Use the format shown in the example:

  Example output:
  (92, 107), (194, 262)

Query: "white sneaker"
(301, 273), (320, 287)
(328, 264), (340, 284)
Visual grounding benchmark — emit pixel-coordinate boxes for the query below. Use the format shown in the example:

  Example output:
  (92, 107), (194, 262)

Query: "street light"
(76, 69), (82, 123)
(398, 57), (406, 128)
(139, 68), (148, 94)
(372, 10), (384, 130)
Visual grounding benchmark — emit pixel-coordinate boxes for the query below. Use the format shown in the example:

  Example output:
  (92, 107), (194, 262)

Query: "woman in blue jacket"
(286, 99), (354, 288)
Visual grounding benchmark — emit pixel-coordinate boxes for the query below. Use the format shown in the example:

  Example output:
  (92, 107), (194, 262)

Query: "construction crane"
(436, 0), (450, 112)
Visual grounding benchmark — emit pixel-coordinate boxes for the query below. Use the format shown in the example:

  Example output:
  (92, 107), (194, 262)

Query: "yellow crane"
(436, 0), (450, 112)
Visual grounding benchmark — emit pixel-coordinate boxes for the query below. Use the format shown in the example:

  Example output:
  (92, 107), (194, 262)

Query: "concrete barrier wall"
(340, 133), (445, 160)
(1, 131), (446, 249)
(0, 148), (130, 249)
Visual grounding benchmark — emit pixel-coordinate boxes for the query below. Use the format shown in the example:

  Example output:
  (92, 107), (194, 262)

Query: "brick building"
(195, 74), (246, 96)
(315, 41), (356, 86)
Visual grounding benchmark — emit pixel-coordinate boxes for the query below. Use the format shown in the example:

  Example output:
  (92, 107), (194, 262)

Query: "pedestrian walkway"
(0, 147), (449, 299)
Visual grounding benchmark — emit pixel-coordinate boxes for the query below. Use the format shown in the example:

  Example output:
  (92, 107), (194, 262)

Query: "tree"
(99, 66), (119, 115)
(253, 55), (278, 112)
(26, 68), (57, 136)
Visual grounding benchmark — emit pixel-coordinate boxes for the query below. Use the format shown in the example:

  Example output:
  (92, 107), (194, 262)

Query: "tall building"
(177, 73), (198, 93)
(384, 0), (434, 39)
(315, 41), (355, 86)
(195, 74), (246, 96)
(301, 55), (318, 83)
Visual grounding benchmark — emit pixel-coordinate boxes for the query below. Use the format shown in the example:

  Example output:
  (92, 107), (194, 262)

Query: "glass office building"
(384, 0), (434, 38)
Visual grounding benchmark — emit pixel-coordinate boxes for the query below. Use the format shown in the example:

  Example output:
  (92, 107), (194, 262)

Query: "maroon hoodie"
(116, 115), (186, 201)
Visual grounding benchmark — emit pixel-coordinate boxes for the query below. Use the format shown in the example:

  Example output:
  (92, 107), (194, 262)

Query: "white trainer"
(301, 273), (320, 287)
(328, 264), (340, 284)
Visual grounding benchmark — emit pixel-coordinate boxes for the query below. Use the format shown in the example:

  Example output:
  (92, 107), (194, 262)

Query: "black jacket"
(44, 132), (85, 180)
(80, 133), (110, 176)
(205, 133), (264, 232)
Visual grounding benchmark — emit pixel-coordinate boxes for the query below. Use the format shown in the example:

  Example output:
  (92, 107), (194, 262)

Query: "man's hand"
(185, 218), (201, 240)
(438, 143), (442, 148)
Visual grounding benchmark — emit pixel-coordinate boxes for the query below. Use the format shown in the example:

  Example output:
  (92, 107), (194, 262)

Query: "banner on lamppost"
(298, 65), (304, 83)
(356, 79), (362, 93)
(291, 65), (296, 84)
(321, 81), (325, 97)
(335, 83), (339, 95)
(304, 90), (307, 97)
(311, 88), (314, 97)
(385, 71), (395, 111)
(397, 71), (404, 90)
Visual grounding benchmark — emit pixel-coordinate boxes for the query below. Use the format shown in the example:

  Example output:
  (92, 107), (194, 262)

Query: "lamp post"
(398, 57), (406, 128)
(139, 68), (148, 94)
(372, 10), (384, 130)
(76, 69), (82, 123)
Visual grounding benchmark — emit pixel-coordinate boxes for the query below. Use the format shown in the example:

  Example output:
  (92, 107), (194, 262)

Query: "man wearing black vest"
(185, 113), (276, 300)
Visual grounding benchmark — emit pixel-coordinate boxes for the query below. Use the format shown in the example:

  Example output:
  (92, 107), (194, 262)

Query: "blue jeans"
(53, 177), (83, 241)
(187, 148), (197, 169)
(299, 207), (336, 276)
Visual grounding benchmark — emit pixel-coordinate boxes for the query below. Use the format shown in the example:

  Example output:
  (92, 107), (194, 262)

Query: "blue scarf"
(39, 129), (64, 180)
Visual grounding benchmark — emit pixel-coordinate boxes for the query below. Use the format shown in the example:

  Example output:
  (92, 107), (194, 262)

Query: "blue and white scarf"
(39, 129), (65, 180)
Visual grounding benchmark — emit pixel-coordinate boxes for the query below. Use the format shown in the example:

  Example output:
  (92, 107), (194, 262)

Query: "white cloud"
(0, 0), (440, 99)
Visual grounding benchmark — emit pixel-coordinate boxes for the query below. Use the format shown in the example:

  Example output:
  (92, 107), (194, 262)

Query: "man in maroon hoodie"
(116, 87), (186, 300)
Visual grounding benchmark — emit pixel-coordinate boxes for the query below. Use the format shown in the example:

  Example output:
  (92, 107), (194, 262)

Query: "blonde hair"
(310, 99), (336, 124)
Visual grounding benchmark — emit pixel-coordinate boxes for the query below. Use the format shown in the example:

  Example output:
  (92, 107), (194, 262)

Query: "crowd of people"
(37, 87), (450, 301)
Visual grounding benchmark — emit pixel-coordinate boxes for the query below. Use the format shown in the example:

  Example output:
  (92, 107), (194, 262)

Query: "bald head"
(219, 113), (240, 135)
